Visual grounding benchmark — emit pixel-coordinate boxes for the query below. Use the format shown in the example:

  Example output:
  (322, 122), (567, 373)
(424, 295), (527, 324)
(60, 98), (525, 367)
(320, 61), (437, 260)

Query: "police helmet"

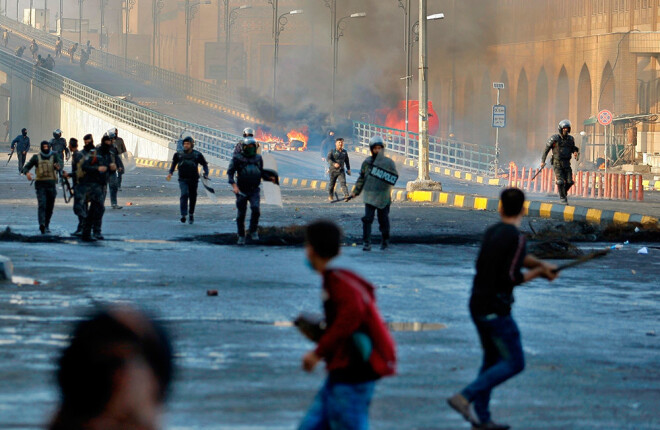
(558, 119), (571, 134)
(369, 135), (385, 150)
(53, 129), (62, 138)
(243, 137), (257, 146)
(182, 136), (195, 147)
(242, 127), (254, 137)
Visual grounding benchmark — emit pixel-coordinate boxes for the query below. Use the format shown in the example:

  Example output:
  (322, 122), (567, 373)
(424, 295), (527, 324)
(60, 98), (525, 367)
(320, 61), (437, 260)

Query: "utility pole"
(407, 0), (443, 191)
(59, 0), (62, 33)
(44, 0), (47, 30)
(417, 0), (429, 182)
(28, 0), (32, 26)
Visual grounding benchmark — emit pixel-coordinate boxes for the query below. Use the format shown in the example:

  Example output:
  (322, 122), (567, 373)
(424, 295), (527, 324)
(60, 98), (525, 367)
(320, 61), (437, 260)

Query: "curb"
(136, 158), (659, 226)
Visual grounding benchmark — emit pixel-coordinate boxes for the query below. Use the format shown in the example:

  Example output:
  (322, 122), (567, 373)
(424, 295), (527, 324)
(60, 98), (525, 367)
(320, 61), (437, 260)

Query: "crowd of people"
(43, 185), (557, 430)
(11, 127), (127, 240)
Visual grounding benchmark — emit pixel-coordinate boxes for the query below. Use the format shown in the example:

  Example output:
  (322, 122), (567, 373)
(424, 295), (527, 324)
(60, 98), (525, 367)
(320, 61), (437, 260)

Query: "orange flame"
(256, 127), (309, 151)
(287, 127), (308, 151)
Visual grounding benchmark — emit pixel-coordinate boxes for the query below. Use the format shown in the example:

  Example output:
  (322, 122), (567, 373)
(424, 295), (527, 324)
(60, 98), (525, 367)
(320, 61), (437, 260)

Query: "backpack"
(331, 269), (397, 378)
(177, 151), (198, 177)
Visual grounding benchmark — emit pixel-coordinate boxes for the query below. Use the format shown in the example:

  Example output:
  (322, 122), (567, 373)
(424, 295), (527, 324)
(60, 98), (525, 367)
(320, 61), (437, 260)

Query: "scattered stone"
(646, 330), (656, 337)
(638, 247), (649, 254)
(206, 290), (218, 296)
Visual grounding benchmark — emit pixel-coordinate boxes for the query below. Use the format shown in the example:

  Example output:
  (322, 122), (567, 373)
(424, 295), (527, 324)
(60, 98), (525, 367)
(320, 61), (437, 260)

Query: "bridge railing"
(352, 121), (496, 175)
(0, 15), (250, 115)
(0, 48), (239, 163)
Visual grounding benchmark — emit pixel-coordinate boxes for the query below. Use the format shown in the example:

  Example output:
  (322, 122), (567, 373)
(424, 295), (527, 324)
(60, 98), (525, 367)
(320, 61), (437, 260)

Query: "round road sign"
(598, 109), (613, 126)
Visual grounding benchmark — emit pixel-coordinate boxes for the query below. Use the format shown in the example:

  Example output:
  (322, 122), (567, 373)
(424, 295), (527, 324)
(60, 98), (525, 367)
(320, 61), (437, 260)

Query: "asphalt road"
(0, 159), (658, 430)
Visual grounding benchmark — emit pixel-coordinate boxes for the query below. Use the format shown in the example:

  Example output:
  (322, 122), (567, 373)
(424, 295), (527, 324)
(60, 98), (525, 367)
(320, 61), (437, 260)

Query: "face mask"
(22, 132), (27, 136)
(243, 145), (257, 157)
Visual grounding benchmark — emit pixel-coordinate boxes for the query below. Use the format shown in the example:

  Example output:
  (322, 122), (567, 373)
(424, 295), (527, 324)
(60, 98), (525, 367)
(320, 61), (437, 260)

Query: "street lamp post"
(28, 0), (32, 26)
(272, 9), (302, 117)
(399, 0), (411, 157)
(151, 0), (163, 66)
(332, 12), (366, 122)
(99, 0), (106, 52)
(44, 0), (47, 31)
(184, 0), (211, 78)
(323, 0), (336, 45)
(78, 0), (83, 45)
(225, 4), (250, 86)
(123, 0), (134, 68)
(412, 0), (444, 185)
(58, 0), (62, 32)
(400, 10), (443, 159)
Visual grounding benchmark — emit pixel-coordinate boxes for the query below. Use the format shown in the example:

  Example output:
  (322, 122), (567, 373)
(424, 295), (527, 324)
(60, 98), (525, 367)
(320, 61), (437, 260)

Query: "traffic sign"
(492, 104), (506, 128)
(598, 109), (613, 126)
(493, 82), (505, 89)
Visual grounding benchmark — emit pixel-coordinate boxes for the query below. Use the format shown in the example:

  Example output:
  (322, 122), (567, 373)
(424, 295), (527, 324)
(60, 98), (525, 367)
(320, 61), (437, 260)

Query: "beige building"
(446, 0), (660, 165)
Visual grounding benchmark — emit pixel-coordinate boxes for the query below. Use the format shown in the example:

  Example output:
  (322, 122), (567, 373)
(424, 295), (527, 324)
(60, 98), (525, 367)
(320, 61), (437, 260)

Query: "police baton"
(530, 164), (545, 181)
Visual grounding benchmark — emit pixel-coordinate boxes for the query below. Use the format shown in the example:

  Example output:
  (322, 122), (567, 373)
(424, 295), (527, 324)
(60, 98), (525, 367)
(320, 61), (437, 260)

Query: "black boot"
(362, 222), (372, 251)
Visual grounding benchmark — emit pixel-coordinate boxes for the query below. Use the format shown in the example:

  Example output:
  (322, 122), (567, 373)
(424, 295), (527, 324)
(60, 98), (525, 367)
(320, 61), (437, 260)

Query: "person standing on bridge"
(15, 45), (25, 58)
(541, 120), (579, 205)
(79, 49), (89, 71)
(3, 30), (9, 48)
(447, 188), (558, 429)
(29, 39), (39, 60)
(55, 37), (62, 57)
(11, 128), (30, 174)
(351, 136), (398, 251)
(68, 43), (78, 63)
(327, 137), (351, 201)
(227, 137), (277, 244)
(80, 135), (116, 242)
(50, 129), (70, 163)
(167, 136), (209, 225)
(21, 140), (66, 234)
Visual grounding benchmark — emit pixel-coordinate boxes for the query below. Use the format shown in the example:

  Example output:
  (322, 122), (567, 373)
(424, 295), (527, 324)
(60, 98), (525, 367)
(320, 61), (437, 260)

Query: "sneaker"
(39, 224), (46, 234)
(237, 236), (246, 245)
(362, 242), (371, 251)
(560, 197), (568, 205)
(112, 204), (123, 209)
(44, 227), (51, 234)
(93, 232), (104, 240)
(380, 239), (389, 250)
(447, 393), (478, 425)
(188, 214), (194, 224)
(250, 231), (259, 241)
(471, 421), (511, 430)
(180, 216), (186, 223)
(328, 195), (334, 201)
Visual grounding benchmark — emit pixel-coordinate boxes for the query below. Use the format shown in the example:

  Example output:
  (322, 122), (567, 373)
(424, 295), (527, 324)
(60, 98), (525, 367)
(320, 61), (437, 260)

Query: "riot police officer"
(541, 119), (579, 204)
(234, 127), (255, 154)
(49, 129), (70, 163)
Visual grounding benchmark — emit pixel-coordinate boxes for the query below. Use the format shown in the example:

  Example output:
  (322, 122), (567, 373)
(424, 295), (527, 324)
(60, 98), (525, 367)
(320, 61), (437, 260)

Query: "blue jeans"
(179, 179), (198, 216)
(298, 378), (376, 430)
(461, 314), (525, 424)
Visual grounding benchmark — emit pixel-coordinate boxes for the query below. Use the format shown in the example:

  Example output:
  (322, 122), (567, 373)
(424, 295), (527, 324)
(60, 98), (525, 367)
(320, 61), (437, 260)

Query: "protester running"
(447, 188), (558, 430)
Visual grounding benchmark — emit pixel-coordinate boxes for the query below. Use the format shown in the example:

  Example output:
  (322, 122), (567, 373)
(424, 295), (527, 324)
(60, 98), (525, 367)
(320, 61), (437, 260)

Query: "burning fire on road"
(256, 127), (308, 151)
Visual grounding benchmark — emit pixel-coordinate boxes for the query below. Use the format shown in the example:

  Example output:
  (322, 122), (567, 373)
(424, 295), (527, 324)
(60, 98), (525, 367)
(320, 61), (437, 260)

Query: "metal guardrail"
(0, 15), (250, 115)
(353, 121), (496, 175)
(0, 47), (240, 163)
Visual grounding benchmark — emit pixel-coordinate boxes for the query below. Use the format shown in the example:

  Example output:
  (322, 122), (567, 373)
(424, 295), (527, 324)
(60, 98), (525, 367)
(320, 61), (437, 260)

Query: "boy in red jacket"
(299, 220), (396, 430)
